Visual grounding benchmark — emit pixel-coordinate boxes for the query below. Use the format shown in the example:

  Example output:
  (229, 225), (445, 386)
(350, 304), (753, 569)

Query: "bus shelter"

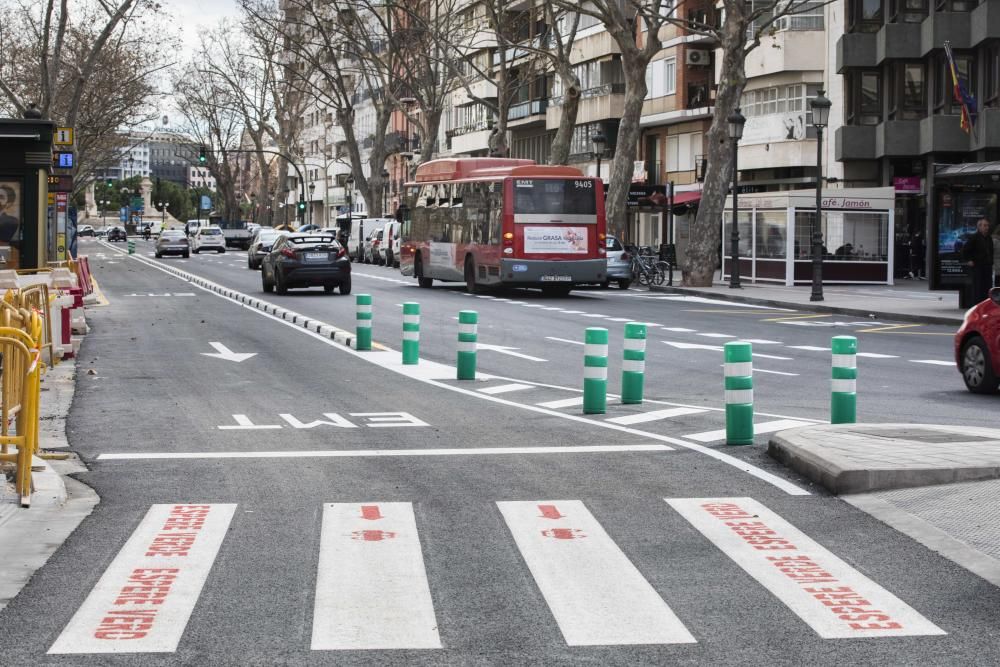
(722, 188), (896, 286)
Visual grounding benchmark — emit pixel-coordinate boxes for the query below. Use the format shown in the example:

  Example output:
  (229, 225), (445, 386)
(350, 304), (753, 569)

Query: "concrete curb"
(650, 284), (963, 326)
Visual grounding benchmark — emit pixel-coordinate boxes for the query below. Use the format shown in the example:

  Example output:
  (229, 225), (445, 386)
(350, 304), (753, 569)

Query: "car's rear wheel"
(182, 251), (189, 258)
(262, 268), (273, 293)
(218, 248), (225, 254)
(962, 336), (999, 394)
(339, 278), (352, 295)
(275, 270), (288, 295)
(618, 279), (632, 290)
(193, 248), (200, 254)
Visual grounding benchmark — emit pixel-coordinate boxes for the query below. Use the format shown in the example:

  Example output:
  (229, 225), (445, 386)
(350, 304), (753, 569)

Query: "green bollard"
(127, 240), (135, 255)
(402, 302), (420, 365)
(356, 294), (372, 351)
(583, 327), (609, 414)
(724, 341), (754, 445)
(831, 336), (858, 424)
(621, 322), (646, 404)
(457, 310), (478, 380)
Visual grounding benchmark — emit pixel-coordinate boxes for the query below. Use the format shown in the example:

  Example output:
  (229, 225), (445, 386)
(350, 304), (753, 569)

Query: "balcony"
(744, 29), (825, 77)
(971, 107), (1000, 151)
(836, 32), (877, 73)
(449, 127), (492, 155)
(972, 0), (1000, 46)
(508, 99), (548, 126)
(453, 78), (498, 107)
(547, 83), (626, 129)
(836, 125), (877, 160)
(876, 120), (921, 157)
(921, 114), (973, 153)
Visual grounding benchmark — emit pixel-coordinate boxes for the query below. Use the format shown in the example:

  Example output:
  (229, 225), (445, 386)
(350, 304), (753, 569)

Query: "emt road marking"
(497, 500), (696, 646)
(49, 504), (236, 654)
(667, 498), (946, 639)
(312, 503), (441, 650)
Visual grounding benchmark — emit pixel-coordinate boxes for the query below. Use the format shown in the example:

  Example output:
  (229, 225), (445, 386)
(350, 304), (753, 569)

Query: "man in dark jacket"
(962, 217), (995, 304)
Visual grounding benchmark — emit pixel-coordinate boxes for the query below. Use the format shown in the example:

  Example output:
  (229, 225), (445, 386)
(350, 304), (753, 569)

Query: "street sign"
(54, 127), (74, 145)
(54, 152), (74, 168)
(200, 195), (211, 211)
(47, 174), (73, 192)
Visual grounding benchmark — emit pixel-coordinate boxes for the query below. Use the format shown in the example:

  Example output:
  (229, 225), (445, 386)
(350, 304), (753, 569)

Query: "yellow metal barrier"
(0, 327), (41, 507)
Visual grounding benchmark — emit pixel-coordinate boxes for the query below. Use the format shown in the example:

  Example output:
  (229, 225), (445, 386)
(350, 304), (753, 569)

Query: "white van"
(349, 217), (394, 263)
(379, 220), (399, 267)
(185, 219), (203, 237)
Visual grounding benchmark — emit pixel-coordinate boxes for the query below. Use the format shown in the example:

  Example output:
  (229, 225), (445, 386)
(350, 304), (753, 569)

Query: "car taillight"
(281, 247), (297, 259)
(181, 238), (189, 244)
(621, 252), (631, 261)
(336, 247), (347, 258)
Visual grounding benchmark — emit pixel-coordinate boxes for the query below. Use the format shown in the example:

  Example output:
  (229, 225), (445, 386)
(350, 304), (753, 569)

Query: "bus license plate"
(540, 275), (571, 282)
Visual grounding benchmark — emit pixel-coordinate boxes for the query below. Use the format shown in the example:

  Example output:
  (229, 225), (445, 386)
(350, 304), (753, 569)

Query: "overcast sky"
(169, 0), (241, 52)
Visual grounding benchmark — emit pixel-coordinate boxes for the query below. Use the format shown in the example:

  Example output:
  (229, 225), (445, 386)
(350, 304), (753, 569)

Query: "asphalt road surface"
(0, 238), (996, 665)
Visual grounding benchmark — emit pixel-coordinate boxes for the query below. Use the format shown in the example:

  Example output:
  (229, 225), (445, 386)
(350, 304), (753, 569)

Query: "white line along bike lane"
(96, 241), (812, 497)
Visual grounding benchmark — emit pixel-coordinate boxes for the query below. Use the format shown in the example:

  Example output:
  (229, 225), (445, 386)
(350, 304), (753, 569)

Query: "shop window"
(794, 211), (889, 260)
(848, 0), (883, 32)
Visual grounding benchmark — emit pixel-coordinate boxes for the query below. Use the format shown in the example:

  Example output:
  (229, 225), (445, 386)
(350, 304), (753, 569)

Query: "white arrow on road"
(478, 343), (547, 362)
(201, 342), (257, 363)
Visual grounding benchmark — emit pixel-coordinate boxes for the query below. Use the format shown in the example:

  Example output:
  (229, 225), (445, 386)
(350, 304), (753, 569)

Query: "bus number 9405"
(574, 180), (593, 189)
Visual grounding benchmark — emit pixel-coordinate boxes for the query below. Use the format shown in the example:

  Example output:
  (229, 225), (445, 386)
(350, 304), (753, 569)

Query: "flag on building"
(944, 41), (977, 134)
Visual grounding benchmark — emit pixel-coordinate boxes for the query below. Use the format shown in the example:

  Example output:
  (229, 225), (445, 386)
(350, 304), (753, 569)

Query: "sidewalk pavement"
(770, 422), (1000, 588)
(0, 359), (98, 612)
(653, 278), (963, 325)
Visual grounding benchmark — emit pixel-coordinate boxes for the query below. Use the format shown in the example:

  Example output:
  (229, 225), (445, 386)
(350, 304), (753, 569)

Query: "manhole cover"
(851, 427), (996, 444)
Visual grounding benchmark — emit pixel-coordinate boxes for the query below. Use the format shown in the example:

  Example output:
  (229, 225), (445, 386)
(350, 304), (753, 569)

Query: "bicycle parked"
(629, 247), (668, 287)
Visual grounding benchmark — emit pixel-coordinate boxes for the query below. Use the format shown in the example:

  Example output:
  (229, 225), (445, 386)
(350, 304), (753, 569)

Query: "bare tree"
(543, 6), (582, 165)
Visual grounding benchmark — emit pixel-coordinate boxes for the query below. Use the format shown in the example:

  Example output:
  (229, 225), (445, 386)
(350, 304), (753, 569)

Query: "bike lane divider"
(312, 502), (441, 650)
(666, 497), (946, 639)
(48, 504), (237, 654)
(497, 500), (696, 646)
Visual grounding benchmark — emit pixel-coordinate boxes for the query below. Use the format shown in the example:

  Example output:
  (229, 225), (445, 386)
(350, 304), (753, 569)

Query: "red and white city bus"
(398, 158), (608, 295)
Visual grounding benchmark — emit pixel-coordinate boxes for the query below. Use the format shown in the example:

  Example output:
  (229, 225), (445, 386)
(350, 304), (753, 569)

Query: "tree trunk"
(548, 70), (580, 165)
(605, 64), (648, 242)
(420, 108), (442, 164)
(682, 17), (748, 287)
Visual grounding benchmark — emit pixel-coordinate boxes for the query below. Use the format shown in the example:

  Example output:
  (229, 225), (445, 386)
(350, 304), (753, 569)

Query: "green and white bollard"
(831, 335), (858, 424)
(355, 294), (372, 351)
(457, 310), (478, 380)
(621, 322), (646, 404)
(583, 327), (609, 414)
(402, 302), (420, 365)
(127, 240), (135, 255)
(724, 341), (754, 445)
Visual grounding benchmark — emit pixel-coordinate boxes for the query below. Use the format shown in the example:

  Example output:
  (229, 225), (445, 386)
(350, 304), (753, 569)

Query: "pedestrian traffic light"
(198, 145), (207, 164)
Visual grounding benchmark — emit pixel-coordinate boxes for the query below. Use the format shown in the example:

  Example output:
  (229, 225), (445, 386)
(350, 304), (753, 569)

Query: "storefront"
(0, 116), (56, 270)
(721, 187), (896, 285)
(930, 162), (1000, 292)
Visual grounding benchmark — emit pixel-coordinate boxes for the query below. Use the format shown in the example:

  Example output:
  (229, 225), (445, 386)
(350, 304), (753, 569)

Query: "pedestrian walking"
(910, 231), (926, 280)
(961, 217), (995, 303)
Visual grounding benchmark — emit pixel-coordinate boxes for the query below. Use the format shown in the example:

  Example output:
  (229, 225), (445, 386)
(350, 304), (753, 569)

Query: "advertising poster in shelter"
(0, 180), (22, 268)
(936, 191), (996, 283)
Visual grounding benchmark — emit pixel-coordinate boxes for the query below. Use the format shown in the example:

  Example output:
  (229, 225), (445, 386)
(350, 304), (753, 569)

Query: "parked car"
(390, 224), (401, 268)
(191, 226), (226, 253)
(96, 228), (109, 239)
(247, 227), (280, 270)
(155, 230), (190, 258)
(78, 225), (95, 237)
(107, 226), (127, 242)
(261, 232), (351, 295)
(363, 227), (384, 264)
(955, 287), (1000, 394)
(379, 220), (399, 267)
(296, 224), (321, 232)
(603, 235), (632, 289)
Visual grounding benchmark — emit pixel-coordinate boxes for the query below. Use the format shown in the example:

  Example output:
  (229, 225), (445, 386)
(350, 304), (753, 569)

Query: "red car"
(955, 287), (1000, 393)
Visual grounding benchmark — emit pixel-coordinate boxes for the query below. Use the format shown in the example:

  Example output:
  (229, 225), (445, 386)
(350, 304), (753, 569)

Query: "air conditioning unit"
(686, 49), (710, 66)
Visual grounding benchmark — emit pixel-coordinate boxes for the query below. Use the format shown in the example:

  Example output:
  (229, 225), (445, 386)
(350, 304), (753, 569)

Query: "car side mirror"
(991, 287), (1000, 306)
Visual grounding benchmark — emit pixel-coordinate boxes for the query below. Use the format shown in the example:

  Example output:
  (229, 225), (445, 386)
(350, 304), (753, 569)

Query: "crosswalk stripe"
(605, 407), (707, 425)
(667, 498), (946, 638)
(48, 504), (236, 654)
(497, 500), (696, 646)
(683, 419), (812, 443)
(536, 396), (585, 409)
(478, 383), (534, 395)
(312, 502), (441, 650)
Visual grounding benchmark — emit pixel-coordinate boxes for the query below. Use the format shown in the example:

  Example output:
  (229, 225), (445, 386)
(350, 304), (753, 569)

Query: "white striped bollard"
(583, 327), (608, 414)
(457, 310), (478, 380)
(621, 322), (646, 404)
(724, 341), (754, 445)
(356, 294), (372, 351)
(831, 335), (857, 424)
(402, 302), (420, 365)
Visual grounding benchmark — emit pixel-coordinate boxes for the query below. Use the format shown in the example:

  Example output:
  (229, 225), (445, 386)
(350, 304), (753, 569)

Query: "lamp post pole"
(727, 108), (746, 289)
(591, 130), (607, 184)
(810, 90), (832, 302)
(346, 176), (354, 216)
(382, 168), (390, 215)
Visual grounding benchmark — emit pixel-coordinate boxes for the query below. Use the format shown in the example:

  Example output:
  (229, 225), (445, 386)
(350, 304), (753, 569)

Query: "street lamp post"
(251, 193), (257, 224)
(308, 182), (316, 227)
(159, 201), (167, 230)
(810, 89), (832, 302)
(283, 188), (290, 227)
(591, 130), (607, 182)
(381, 168), (390, 215)
(346, 175), (354, 216)
(727, 108), (746, 289)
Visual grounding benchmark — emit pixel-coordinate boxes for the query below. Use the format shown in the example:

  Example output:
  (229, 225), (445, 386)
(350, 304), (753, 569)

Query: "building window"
(985, 43), (1000, 108)
(935, 0), (978, 11)
(934, 51), (975, 115)
(644, 57), (677, 99)
(847, 70), (882, 125)
(771, 0), (825, 30)
(848, 0), (883, 33)
(888, 62), (926, 120)
(666, 132), (702, 172)
(889, 0), (927, 22)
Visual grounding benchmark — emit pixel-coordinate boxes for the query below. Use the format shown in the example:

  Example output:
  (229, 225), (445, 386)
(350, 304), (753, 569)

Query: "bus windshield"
(513, 179), (597, 216)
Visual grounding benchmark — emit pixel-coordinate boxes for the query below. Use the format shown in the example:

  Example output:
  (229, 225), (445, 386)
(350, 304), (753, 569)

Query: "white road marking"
(201, 341), (256, 363)
(683, 419), (813, 443)
(697, 333), (736, 339)
(498, 501), (696, 646)
(478, 343), (547, 362)
(97, 444), (673, 460)
(48, 504), (236, 654)
(754, 368), (800, 376)
(312, 503), (441, 650)
(856, 352), (899, 359)
(218, 414), (282, 430)
(536, 396), (584, 409)
(546, 336), (585, 346)
(561, 310), (584, 314)
(910, 360), (953, 366)
(662, 327), (695, 332)
(657, 296), (794, 310)
(788, 345), (830, 351)
(478, 383), (536, 395)
(743, 339), (783, 345)
(667, 498), (945, 639)
(663, 340), (723, 352)
(605, 407), (708, 425)
(753, 352), (793, 361)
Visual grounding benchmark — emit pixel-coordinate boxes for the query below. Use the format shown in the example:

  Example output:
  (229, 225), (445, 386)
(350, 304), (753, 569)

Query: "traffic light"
(198, 145), (207, 164)
(297, 199), (306, 211)
(106, 178), (113, 187)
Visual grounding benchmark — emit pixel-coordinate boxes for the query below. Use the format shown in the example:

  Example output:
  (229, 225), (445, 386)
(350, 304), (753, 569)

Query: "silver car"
(247, 228), (280, 270)
(155, 230), (190, 258)
(604, 236), (631, 289)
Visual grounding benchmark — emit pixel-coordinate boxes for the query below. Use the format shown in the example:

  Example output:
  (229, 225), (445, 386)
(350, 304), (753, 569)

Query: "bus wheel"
(465, 257), (484, 294)
(415, 257), (433, 288)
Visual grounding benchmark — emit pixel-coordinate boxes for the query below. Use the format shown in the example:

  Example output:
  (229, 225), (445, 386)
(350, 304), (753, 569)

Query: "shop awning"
(936, 161), (1000, 178)
(638, 190), (702, 208)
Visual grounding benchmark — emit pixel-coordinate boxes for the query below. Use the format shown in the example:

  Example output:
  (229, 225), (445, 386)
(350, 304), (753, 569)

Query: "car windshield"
(258, 231), (280, 242)
(202, 229), (222, 236)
